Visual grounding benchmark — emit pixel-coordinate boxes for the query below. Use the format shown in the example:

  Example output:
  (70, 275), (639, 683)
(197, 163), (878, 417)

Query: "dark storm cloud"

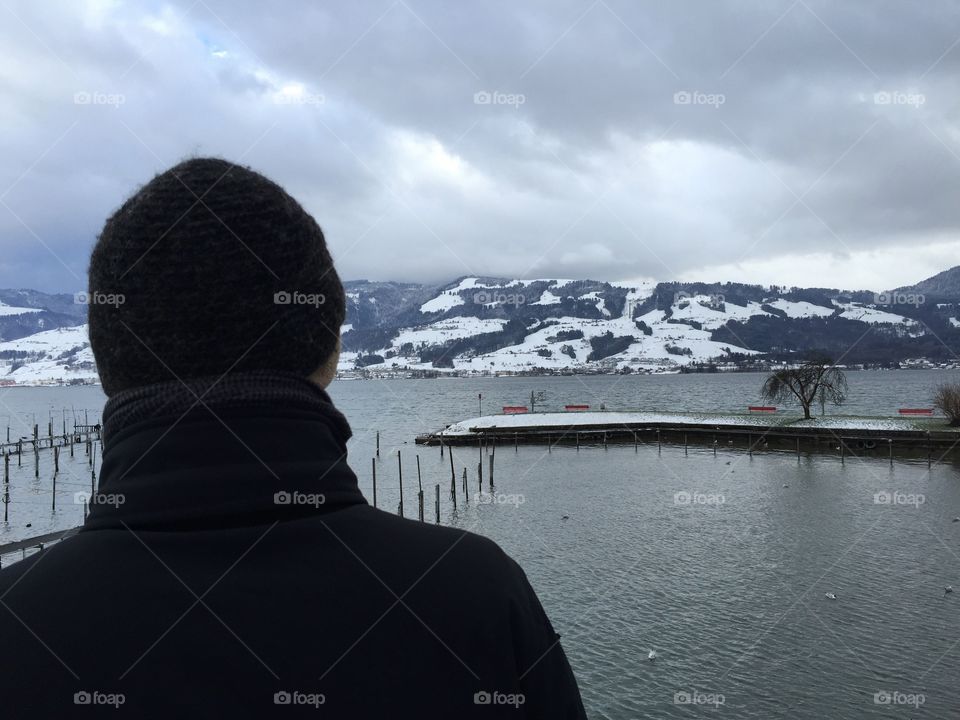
(1, 0), (959, 292)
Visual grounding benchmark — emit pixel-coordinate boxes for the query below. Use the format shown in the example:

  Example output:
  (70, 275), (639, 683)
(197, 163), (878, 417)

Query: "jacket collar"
(85, 372), (366, 531)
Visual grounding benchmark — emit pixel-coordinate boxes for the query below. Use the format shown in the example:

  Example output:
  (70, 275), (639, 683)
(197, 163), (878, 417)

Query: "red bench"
(564, 404), (590, 411)
(748, 406), (777, 413)
(502, 406), (528, 414)
(898, 408), (933, 416)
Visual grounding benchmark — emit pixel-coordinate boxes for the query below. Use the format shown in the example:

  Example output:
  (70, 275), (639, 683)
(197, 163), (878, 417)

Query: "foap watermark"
(673, 90), (725, 108)
(274, 491), (326, 508)
(474, 291), (525, 307)
(475, 491), (525, 507)
(874, 689), (925, 708)
(473, 690), (525, 708)
(74, 690), (125, 708)
(274, 91), (325, 106)
(874, 490), (924, 507)
(473, 90), (525, 108)
(674, 490), (725, 506)
(873, 291), (924, 308)
(74, 490), (125, 508)
(873, 90), (925, 108)
(74, 91), (125, 108)
(674, 290), (724, 307)
(274, 291), (326, 307)
(75, 290), (125, 307)
(674, 690), (725, 708)
(273, 690), (326, 708)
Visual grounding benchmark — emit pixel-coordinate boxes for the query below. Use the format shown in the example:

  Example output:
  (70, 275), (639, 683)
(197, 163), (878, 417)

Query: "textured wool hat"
(88, 157), (345, 396)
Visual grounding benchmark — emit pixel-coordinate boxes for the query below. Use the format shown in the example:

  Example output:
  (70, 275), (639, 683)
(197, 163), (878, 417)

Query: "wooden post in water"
(434, 484), (440, 524)
(34, 440), (39, 478)
(416, 454), (422, 493)
(840, 439), (845, 464)
(52, 463), (56, 511)
(448, 445), (455, 488)
(397, 451), (404, 518)
(657, 429), (661, 453)
(576, 432), (580, 451)
(418, 489), (424, 522)
(372, 458), (377, 508)
(440, 435), (444, 459)
(477, 462), (482, 494)
(684, 434), (688, 456)
(927, 431), (932, 468)
(489, 453), (494, 489)
(603, 431), (607, 450)
(547, 434), (551, 453)
(462, 467), (468, 502)
(748, 434), (753, 458)
(54, 446), (59, 474)
(17, 440), (21, 467)
(47, 422), (52, 447)
(3, 453), (8, 522)
(69, 434), (73, 458)
(514, 432), (518, 453)
(450, 470), (457, 511)
(888, 439), (893, 467)
(634, 431), (637, 453)
(796, 437), (800, 461)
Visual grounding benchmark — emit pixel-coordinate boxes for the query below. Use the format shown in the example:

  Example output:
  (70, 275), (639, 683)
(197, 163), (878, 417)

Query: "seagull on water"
(825, 592), (837, 600)
(648, 650), (657, 661)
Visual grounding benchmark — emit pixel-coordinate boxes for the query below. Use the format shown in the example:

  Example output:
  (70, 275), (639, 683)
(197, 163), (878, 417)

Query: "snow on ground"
(532, 289), (562, 305)
(839, 306), (913, 324)
(0, 324), (97, 384)
(439, 411), (945, 436)
(419, 290), (465, 314)
(766, 299), (835, 318)
(393, 317), (508, 348)
(0, 303), (41, 317)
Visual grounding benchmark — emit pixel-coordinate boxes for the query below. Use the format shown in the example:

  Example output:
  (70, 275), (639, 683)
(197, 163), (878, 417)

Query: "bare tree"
(761, 355), (848, 420)
(933, 383), (960, 426)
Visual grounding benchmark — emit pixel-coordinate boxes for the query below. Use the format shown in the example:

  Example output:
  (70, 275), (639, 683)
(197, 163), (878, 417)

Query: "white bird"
(648, 650), (657, 661)
(825, 592), (837, 600)
(946, 586), (953, 594)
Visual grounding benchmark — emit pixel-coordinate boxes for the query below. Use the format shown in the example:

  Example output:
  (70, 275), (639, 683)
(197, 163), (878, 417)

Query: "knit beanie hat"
(88, 157), (345, 396)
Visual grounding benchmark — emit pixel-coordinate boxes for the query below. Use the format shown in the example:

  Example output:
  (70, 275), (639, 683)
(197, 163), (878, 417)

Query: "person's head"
(87, 157), (345, 396)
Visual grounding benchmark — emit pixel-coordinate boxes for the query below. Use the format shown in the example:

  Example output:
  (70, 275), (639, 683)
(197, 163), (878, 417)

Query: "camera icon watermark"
(74, 91), (125, 108)
(273, 690), (326, 707)
(873, 490), (924, 507)
(474, 491), (525, 507)
(873, 90), (925, 108)
(274, 491), (326, 508)
(674, 690), (725, 707)
(874, 689), (925, 708)
(473, 690), (525, 708)
(73, 690), (125, 707)
(273, 291), (326, 307)
(473, 291), (525, 307)
(873, 291), (924, 308)
(674, 291), (724, 307)
(473, 90), (525, 108)
(674, 490), (725, 506)
(74, 490), (125, 508)
(673, 90), (725, 108)
(75, 290), (125, 307)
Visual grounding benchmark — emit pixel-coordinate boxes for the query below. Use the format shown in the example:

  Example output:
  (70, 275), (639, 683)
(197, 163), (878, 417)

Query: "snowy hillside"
(339, 276), (946, 375)
(2, 270), (959, 383)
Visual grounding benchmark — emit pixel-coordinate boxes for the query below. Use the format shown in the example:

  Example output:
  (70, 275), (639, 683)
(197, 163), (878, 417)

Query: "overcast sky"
(2, 0), (959, 294)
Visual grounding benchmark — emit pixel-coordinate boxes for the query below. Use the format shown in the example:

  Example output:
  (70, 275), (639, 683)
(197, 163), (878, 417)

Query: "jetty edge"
(415, 411), (960, 458)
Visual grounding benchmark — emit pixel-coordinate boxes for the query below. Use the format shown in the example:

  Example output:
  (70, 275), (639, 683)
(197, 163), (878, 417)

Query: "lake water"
(1, 371), (959, 718)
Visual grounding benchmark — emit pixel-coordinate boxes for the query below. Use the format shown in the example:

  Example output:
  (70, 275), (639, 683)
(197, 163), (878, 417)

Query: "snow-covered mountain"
(339, 276), (959, 375)
(3, 271), (960, 384)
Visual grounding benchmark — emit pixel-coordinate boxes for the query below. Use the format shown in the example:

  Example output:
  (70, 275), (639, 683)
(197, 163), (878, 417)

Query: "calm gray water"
(1, 371), (959, 718)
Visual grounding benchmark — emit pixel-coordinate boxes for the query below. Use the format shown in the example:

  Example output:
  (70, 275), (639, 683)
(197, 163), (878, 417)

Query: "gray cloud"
(2, 0), (959, 293)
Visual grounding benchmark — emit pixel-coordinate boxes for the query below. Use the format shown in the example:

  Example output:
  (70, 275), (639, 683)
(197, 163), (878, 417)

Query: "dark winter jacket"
(0, 374), (586, 718)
